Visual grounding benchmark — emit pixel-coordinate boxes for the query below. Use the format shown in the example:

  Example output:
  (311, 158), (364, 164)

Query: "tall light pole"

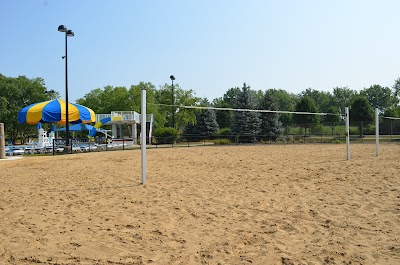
(170, 75), (175, 129)
(58, 25), (74, 148)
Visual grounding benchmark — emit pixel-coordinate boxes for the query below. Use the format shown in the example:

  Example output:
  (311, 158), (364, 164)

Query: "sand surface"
(0, 144), (399, 264)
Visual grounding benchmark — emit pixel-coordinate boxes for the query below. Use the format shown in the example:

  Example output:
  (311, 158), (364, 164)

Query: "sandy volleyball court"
(0, 144), (399, 264)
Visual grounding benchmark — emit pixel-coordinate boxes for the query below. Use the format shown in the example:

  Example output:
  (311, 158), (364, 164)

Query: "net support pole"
(141, 88), (147, 186)
(375, 108), (379, 157)
(345, 107), (350, 160)
(0, 123), (5, 159)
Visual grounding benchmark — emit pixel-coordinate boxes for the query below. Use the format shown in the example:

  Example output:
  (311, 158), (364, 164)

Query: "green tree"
(300, 88), (336, 113)
(324, 106), (341, 135)
(350, 97), (375, 136)
(360, 84), (397, 113)
(333, 87), (357, 114)
(223, 87), (241, 106)
(210, 87), (241, 130)
(196, 109), (219, 137)
(212, 97), (233, 129)
(76, 85), (133, 114)
(383, 107), (400, 118)
(258, 92), (282, 140)
(184, 99), (219, 140)
(0, 74), (58, 143)
(76, 88), (104, 113)
(155, 84), (175, 127)
(129, 82), (166, 128)
(231, 83), (261, 143)
(156, 84), (201, 131)
(174, 87), (201, 132)
(265, 89), (297, 125)
(393, 78), (400, 102)
(292, 96), (319, 134)
(253, 89), (265, 104)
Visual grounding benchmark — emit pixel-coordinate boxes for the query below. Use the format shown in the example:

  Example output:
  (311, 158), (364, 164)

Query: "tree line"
(1, 72), (400, 143)
(0, 74), (58, 143)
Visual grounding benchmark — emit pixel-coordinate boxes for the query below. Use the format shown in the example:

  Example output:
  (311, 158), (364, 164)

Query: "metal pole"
(0, 123), (5, 159)
(376, 108), (379, 157)
(141, 87), (147, 185)
(346, 107), (350, 160)
(171, 79), (174, 129)
(65, 32), (70, 147)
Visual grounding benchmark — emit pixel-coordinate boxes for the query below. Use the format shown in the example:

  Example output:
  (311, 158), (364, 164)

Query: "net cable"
(151, 103), (343, 116)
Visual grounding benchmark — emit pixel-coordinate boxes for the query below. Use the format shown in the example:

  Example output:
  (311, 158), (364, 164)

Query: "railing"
(95, 114), (112, 122)
(17, 130), (400, 156)
(51, 137), (141, 155)
(95, 112), (152, 123)
(111, 111), (140, 122)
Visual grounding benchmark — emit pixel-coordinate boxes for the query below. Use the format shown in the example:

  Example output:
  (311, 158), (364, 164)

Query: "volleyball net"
(152, 103), (400, 144)
(151, 103), (346, 144)
(139, 90), (394, 184)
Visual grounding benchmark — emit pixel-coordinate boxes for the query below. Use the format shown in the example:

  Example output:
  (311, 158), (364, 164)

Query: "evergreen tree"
(259, 92), (282, 140)
(183, 100), (219, 141)
(212, 98), (234, 129)
(196, 108), (219, 137)
(183, 113), (199, 136)
(231, 83), (261, 143)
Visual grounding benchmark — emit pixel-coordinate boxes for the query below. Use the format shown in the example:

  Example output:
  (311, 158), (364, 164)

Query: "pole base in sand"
(63, 145), (71, 154)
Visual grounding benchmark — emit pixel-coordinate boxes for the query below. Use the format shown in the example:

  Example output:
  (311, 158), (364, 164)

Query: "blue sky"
(1, 0), (399, 102)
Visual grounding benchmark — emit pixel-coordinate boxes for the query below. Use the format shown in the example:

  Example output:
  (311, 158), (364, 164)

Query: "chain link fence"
(44, 119), (400, 155)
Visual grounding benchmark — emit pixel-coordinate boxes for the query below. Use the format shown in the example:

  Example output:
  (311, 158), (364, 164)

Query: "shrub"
(333, 139), (344, 144)
(349, 127), (360, 136)
(286, 135), (294, 143)
(213, 138), (231, 145)
(215, 127), (231, 136)
(364, 124), (376, 135)
(311, 124), (325, 134)
(153, 127), (179, 144)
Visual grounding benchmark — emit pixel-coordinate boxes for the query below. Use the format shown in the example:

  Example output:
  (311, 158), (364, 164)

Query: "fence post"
(391, 120), (393, 142)
(361, 121), (364, 142)
(286, 125), (289, 143)
(375, 108), (379, 157)
(0, 123), (4, 159)
(52, 139), (55, 156)
(346, 107), (350, 160)
(123, 138), (125, 150)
